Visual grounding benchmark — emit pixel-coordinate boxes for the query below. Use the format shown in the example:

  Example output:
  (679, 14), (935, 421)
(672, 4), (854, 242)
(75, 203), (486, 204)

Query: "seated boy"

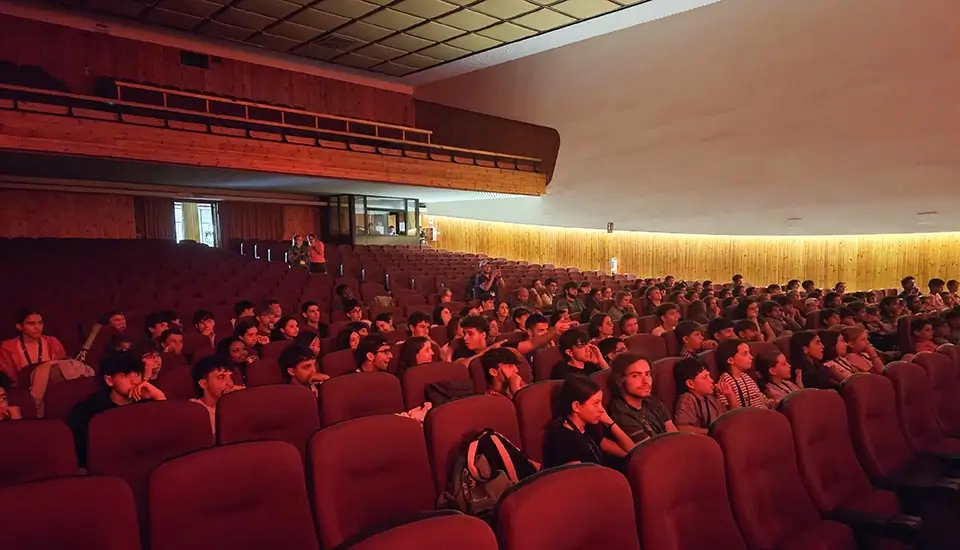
(650, 303), (680, 336)
(708, 317), (737, 342)
(733, 319), (761, 343)
(67, 351), (166, 467)
(675, 321), (717, 357)
(911, 318), (939, 353)
(480, 347), (527, 399)
(0, 373), (22, 421)
(673, 357), (731, 434)
(190, 355), (243, 432)
(818, 308), (841, 328)
(279, 344), (329, 398)
(355, 334), (394, 373)
(944, 309), (960, 344)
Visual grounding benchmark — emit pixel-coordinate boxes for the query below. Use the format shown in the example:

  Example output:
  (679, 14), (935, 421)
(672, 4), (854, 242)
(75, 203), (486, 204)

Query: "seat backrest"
(318, 372), (403, 426)
(424, 394), (521, 493)
(624, 334), (667, 362)
(154, 365), (194, 400)
(884, 361), (944, 453)
(839, 373), (916, 480)
(651, 357), (680, 411)
(321, 348), (358, 377)
(261, 340), (293, 361)
(0, 419), (78, 488)
(245, 358), (283, 387)
(402, 361), (472, 410)
(308, 415), (436, 549)
(627, 433), (746, 550)
(43, 377), (98, 421)
(0, 476), (140, 550)
(339, 512), (496, 550)
(514, 381), (561, 463)
(496, 464), (640, 550)
(216, 385), (320, 457)
(778, 389), (881, 513)
(661, 330), (679, 357)
(87, 401), (213, 521)
(709, 408), (828, 549)
(911, 351), (960, 435)
(150, 441), (318, 550)
(533, 347), (563, 381)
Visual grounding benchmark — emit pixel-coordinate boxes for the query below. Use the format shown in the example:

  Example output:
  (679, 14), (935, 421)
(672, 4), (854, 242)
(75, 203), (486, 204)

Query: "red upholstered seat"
(710, 408), (855, 550)
(402, 361), (472, 410)
(496, 464), (640, 550)
(321, 348), (358, 377)
(216, 385), (320, 457)
(533, 346), (562, 381)
(308, 415), (435, 548)
(627, 433), (747, 550)
(338, 512), (496, 550)
(154, 365), (194, 400)
(43, 377), (97, 421)
(424, 394), (520, 493)
(911, 351), (960, 436)
(514, 381), (561, 464)
(884, 361), (960, 455)
(318, 371), (403, 426)
(0, 419), (78, 488)
(244, 358), (284, 386)
(651, 357), (680, 411)
(624, 334), (667, 362)
(0, 476), (140, 550)
(260, 340), (293, 361)
(149, 441), (318, 550)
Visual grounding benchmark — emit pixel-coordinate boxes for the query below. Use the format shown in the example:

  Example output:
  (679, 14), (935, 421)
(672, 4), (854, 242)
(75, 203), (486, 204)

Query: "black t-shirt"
(542, 419), (607, 468)
(452, 343), (477, 362)
(67, 390), (120, 468)
(551, 360), (602, 380)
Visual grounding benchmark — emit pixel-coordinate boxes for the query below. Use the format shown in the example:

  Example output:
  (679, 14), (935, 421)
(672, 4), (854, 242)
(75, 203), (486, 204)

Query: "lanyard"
(564, 418), (603, 463)
(732, 376), (748, 407)
(698, 397), (712, 425)
(20, 336), (42, 365)
(771, 380), (795, 395)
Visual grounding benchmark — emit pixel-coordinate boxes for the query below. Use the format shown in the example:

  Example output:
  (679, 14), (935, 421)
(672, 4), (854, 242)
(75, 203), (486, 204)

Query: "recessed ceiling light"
(917, 211), (938, 216)
(785, 217), (803, 223)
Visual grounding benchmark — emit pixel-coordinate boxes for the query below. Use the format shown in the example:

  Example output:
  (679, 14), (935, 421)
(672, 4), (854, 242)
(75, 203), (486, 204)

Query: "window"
(173, 201), (218, 246)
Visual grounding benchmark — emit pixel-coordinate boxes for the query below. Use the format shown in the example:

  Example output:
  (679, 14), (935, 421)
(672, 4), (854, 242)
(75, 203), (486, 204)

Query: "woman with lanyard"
(0, 308), (67, 386)
(542, 374), (634, 468)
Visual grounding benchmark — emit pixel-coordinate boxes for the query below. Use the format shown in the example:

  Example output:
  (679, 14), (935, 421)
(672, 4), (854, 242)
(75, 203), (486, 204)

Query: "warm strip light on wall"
(431, 215), (960, 291)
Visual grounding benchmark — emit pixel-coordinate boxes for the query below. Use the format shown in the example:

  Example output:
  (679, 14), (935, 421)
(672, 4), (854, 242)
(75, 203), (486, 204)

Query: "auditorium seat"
(661, 330), (679, 357)
(710, 408), (856, 550)
(496, 464), (640, 550)
(245, 358), (284, 386)
(261, 340), (293, 361)
(308, 415), (435, 548)
(910, 351), (960, 436)
(150, 441), (318, 550)
(651, 357), (680, 411)
(216, 385), (320, 457)
(87, 401), (212, 522)
(424, 394), (521, 493)
(321, 348), (358, 377)
(318, 371), (403, 426)
(514, 381), (561, 464)
(779, 390), (922, 548)
(154, 365), (195, 400)
(627, 433), (747, 550)
(43, 377), (98, 421)
(624, 334), (668, 362)
(402, 361), (473, 410)
(883, 361), (960, 454)
(533, 346), (562, 381)
(338, 512), (496, 550)
(0, 476), (140, 550)
(0, 419), (78, 488)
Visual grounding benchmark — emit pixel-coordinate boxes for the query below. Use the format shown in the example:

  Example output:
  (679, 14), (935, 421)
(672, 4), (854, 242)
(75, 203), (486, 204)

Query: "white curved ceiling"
(415, 0), (960, 235)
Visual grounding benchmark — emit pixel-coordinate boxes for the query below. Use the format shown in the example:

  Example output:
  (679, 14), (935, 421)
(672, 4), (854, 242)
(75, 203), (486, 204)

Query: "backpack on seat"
(438, 429), (538, 523)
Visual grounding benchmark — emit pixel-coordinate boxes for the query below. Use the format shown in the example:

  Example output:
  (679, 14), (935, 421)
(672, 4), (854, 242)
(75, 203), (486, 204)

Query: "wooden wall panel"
(413, 100), (561, 182)
(0, 14), (413, 126)
(0, 189), (136, 238)
(433, 216), (960, 291)
(0, 110), (547, 196)
(282, 205), (320, 240)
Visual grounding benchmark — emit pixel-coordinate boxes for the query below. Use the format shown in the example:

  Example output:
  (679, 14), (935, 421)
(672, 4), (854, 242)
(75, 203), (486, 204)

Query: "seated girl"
(818, 330), (859, 381)
(789, 331), (836, 390)
(755, 350), (801, 404)
(715, 338), (773, 409)
(839, 327), (884, 373)
(542, 374), (634, 468)
(911, 318), (940, 353)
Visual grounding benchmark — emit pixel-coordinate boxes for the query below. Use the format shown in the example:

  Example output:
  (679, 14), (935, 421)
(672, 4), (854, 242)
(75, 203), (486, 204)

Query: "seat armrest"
(823, 509), (923, 544)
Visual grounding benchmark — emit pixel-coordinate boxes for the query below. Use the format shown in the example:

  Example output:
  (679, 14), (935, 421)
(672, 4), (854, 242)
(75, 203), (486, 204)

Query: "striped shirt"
(718, 372), (768, 409)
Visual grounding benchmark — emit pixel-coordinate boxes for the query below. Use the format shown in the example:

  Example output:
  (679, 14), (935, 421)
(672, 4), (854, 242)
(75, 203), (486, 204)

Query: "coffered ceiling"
(43, 0), (648, 77)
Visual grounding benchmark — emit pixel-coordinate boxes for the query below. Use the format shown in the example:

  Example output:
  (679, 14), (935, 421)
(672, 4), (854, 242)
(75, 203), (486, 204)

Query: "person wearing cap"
(802, 297), (821, 315)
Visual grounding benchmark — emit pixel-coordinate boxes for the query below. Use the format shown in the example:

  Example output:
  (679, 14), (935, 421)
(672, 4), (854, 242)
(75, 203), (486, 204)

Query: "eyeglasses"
(376, 348), (393, 355)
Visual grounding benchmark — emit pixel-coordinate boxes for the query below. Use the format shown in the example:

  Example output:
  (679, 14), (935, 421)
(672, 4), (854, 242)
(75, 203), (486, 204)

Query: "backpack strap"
(487, 431), (519, 483)
(466, 438), (482, 480)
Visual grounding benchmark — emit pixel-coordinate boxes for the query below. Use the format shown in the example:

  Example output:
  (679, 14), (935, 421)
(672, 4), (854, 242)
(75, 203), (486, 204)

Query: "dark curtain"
(218, 201), (284, 245)
(134, 196), (176, 240)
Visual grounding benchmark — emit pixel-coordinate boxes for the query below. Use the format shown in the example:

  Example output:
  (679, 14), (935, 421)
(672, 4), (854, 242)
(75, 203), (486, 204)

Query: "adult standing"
(307, 234), (326, 274)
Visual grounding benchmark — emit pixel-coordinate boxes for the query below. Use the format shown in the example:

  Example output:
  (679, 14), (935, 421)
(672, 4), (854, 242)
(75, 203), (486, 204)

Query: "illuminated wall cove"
(432, 216), (960, 291)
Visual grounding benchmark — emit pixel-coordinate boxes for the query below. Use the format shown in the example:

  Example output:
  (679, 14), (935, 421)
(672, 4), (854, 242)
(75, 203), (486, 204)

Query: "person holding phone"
(307, 234), (326, 274)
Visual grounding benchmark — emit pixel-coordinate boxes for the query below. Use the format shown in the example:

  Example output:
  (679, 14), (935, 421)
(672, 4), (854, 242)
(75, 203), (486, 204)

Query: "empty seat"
(402, 361), (472, 410)
(710, 408), (856, 550)
(424, 394), (521, 493)
(624, 334), (667, 362)
(513, 380), (561, 464)
(261, 340), (294, 360)
(911, 352), (960, 436)
(339, 512), (496, 550)
(318, 371), (403, 426)
(0, 476), (140, 550)
(533, 346), (562, 381)
(321, 348), (358, 377)
(245, 358), (284, 386)
(87, 401), (213, 521)
(496, 464), (640, 550)
(650, 357), (680, 410)
(150, 441), (318, 550)
(308, 415), (436, 548)
(0, 419), (78, 488)
(216, 384), (320, 457)
(885, 361), (960, 455)
(627, 433), (746, 550)
(43, 377), (97, 421)
(154, 365), (194, 400)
